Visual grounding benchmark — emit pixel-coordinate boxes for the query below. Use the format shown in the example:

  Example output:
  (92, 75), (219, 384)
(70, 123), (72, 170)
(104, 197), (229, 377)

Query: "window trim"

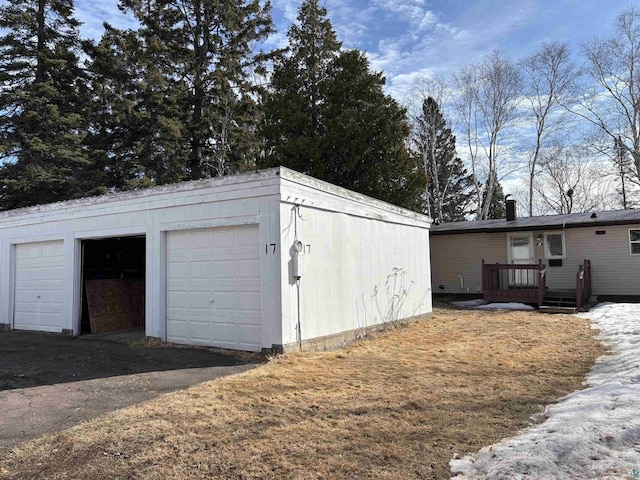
(543, 231), (566, 260)
(629, 228), (640, 255)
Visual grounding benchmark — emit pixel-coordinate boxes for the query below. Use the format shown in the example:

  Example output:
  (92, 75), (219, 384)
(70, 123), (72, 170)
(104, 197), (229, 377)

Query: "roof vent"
(506, 198), (517, 222)
(591, 212), (597, 219)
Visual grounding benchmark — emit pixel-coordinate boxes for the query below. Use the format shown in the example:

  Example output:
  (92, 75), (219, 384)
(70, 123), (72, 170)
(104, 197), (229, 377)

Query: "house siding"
(430, 232), (506, 294)
(562, 225), (640, 296)
(432, 224), (640, 297)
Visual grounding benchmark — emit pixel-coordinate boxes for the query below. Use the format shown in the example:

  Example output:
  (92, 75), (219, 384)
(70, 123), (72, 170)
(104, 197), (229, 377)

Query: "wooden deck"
(482, 260), (546, 306)
(482, 259), (592, 311)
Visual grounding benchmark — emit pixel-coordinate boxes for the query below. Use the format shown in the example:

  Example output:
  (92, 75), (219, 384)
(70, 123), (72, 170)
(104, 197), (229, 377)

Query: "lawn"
(0, 308), (604, 480)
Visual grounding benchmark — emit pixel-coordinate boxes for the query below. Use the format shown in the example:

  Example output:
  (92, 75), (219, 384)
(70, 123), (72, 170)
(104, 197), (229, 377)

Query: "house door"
(507, 233), (535, 286)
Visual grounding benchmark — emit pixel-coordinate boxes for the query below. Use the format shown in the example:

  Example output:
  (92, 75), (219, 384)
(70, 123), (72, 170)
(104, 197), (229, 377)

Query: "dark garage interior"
(81, 236), (146, 334)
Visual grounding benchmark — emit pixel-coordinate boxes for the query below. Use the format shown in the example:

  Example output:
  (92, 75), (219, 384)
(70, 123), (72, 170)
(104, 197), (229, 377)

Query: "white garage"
(0, 168), (432, 352)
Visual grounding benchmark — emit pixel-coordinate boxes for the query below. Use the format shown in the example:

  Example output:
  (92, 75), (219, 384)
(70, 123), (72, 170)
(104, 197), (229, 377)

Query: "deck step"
(544, 290), (577, 299)
(542, 299), (577, 307)
(539, 305), (578, 314)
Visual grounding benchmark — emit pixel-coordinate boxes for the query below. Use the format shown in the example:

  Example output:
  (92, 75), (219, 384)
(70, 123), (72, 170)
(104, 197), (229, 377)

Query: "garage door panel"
(214, 314), (261, 325)
(212, 260), (237, 279)
(237, 324), (261, 342)
(240, 292), (262, 312)
(166, 225), (262, 351)
(238, 260), (260, 278)
(14, 241), (66, 332)
(167, 291), (189, 308)
(167, 319), (188, 340)
(37, 267), (64, 281)
(214, 323), (240, 343)
(238, 228), (259, 246)
(212, 292), (239, 310)
(189, 291), (212, 309)
(189, 261), (211, 279)
(186, 321), (211, 341)
(188, 229), (211, 249)
(167, 261), (188, 279)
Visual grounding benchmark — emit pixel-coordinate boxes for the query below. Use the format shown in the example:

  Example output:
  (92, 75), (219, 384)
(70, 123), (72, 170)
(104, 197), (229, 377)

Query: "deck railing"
(576, 259), (592, 309)
(482, 259), (547, 305)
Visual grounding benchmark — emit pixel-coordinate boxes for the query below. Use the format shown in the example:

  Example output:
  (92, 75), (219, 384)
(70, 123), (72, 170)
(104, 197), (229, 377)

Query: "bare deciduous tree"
(535, 144), (616, 214)
(405, 75), (452, 120)
(453, 65), (482, 217)
(520, 41), (577, 216)
(577, 5), (640, 184)
(453, 50), (522, 220)
(583, 127), (640, 209)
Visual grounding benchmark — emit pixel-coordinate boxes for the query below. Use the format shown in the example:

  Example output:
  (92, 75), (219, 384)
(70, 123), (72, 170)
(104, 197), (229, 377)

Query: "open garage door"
(80, 236), (145, 335)
(166, 225), (262, 351)
(14, 241), (65, 332)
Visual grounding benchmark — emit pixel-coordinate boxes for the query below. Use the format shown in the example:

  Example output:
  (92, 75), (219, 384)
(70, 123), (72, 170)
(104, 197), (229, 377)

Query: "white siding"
(279, 178), (432, 347)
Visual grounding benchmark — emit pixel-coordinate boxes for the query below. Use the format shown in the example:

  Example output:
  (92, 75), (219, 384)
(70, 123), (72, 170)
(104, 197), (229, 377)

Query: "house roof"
(430, 208), (640, 235)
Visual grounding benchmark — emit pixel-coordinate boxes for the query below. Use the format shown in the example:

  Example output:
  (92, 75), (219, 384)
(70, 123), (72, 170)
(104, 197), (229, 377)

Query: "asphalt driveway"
(0, 330), (262, 452)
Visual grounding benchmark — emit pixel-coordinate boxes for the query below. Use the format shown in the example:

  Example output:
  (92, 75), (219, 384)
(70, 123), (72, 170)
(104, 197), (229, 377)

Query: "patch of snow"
(450, 299), (489, 307)
(475, 302), (535, 311)
(450, 302), (640, 480)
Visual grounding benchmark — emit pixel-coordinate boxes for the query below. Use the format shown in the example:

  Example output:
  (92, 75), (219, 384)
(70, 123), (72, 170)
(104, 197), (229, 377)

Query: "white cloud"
(75, 0), (138, 40)
(416, 11), (439, 34)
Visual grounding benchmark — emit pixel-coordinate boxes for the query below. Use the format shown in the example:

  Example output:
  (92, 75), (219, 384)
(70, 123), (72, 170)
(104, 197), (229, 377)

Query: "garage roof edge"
(0, 169), (282, 221)
(278, 167), (432, 226)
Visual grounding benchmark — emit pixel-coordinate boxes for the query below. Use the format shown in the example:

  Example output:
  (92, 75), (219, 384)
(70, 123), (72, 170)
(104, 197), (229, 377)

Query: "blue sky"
(73, 0), (638, 101)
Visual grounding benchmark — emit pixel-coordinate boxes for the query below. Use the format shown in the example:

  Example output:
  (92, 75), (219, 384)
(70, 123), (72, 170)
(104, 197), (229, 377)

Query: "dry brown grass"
(0, 308), (604, 480)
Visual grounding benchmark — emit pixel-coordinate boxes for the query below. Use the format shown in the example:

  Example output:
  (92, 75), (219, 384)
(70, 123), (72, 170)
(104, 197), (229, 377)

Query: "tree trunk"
(428, 124), (443, 223)
(36, 0), (46, 84)
(190, 0), (205, 180)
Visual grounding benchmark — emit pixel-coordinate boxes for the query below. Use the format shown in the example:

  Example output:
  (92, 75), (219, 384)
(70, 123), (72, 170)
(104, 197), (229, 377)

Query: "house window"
(544, 232), (565, 259)
(630, 229), (640, 255)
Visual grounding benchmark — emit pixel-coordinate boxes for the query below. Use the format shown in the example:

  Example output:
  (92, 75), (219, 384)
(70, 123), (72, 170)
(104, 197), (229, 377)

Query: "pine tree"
(412, 97), (473, 223)
(484, 180), (506, 219)
(260, 0), (425, 210)
(260, 0), (340, 176)
(0, 0), (97, 210)
(86, 25), (186, 189)
(88, 0), (274, 187)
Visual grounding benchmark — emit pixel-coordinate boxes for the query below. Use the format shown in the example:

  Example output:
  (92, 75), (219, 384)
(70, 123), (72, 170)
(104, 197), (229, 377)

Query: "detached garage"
(0, 168), (432, 352)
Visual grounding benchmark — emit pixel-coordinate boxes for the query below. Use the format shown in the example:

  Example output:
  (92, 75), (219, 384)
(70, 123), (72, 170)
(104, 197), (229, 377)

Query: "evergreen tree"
(0, 0), (97, 210)
(88, 0), (274, 187)
(412, 97), (473, 223)
(260, 0), (425, 211)
(260, 0), (340, 175)
(484, 180), (506, 219)
(86, 25), (186, 189)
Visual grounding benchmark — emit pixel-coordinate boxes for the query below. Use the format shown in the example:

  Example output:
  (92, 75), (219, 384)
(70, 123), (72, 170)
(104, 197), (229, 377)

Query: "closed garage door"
(166, 225), (262, 351)
(14, 241), (65, 332)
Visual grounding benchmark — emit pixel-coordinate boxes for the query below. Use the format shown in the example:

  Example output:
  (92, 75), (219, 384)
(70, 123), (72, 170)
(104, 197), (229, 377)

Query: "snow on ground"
(475, 302), (535, 311)
(450, 299), (489, 308)
(450, 302), (640, 480)
(449, 300), (535, 311)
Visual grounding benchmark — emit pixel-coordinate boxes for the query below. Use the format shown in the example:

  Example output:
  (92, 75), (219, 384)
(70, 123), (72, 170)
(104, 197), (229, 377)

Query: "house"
(430, 200), (640, 310)
(0, 167), (432, 352)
